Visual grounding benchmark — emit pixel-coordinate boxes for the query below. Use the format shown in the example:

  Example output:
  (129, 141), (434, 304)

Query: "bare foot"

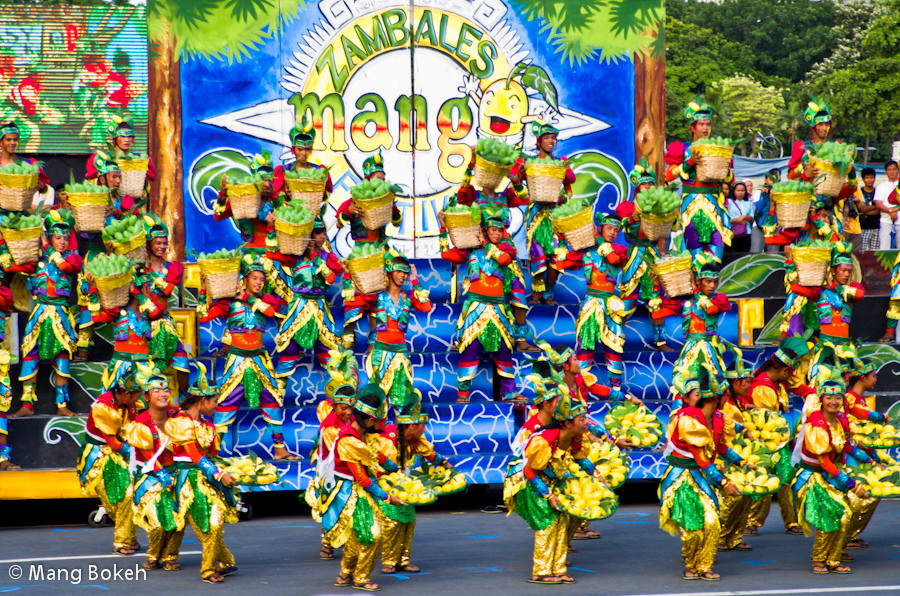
(879, 332), (895, 343)
(56, 406), (77, 417)
(11, 406), (34, 418)
(73, 350), (89, 362)
(0, 460), (21, 471)
(273, 446), (300, 461)
(655, 343), (676, 353)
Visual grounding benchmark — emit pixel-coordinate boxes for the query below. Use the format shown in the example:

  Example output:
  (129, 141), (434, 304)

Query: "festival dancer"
(507, 389), (594, 585)
(338, 150), (402, 348)
(144, 214), (190, 395)
(365, 249), (432, 414)
(14, 210), (82, 417)
(165, 364), (240, 584)
(198, 255), (297, 460)
(665, 96), (732, 260)
(271, 219), (341, 379)
(792, 378), (875, 574)
(513, 122), (576, 305)
(273, 114), (333, 215)
(567, 213), (628, 388)
(76, 369), (140, 554)
(659, 379), (745, 581)
(123, 366), (184, 571)
(445, 206), (521, 403)
(86, 113), (156, 199)
(671, 254), (730, 391)
(0, 120), (49, 193)
(619, 161), (680, 351)
(329, 383), (403, 592)
(215, 152), (278, 254)
(880, 251), (900, 342)
(0, 281), (16, 469)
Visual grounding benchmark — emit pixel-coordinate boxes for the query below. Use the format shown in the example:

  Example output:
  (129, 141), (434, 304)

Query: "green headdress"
(774, 334), (812, 368)
(526, 372), (565, 406)
(363, 149), (385, 178)
(814, 364), (845, 397)
(552, 386), (587, 421)
(396, 393), (427, 425)
(312, 217), (326, 232)
(325, 349), (359, 406)
(804, 95), (832, 126)
(595, 212), (622, 227)
(43, 209), (75, 236)
(530, 121), (559, 138)
(831, 241), (853, 267)
(692, 252), (719, 280)
(143, 213), (169, 240)
(724, 342), (751, 380)
(240, 253), (266, 277)
(290, 111), (316, 148)
(534, 340), (573, 369)
(481, 204), (505, 230)
(629, 157), (657, 186)
(115, 367), (137, 392)
(354, 383), (388, 420)
(136, 363), (169, 392)
(105, 112), (134, 142)
(186, 361), (219, 398)
(684, 95), (712, 122)
(93, 151), (120, 176)
(384, 247), (410, 274)
(851, 358), (875, 377)
(249, 150), (274, 177)
(131, 263), (152, 289)
(0, 121), (18, 138)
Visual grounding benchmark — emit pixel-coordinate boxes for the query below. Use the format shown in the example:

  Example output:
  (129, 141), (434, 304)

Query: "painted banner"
(181, 0), (659, 257)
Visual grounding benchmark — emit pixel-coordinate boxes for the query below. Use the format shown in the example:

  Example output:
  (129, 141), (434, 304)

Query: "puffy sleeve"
(524, 435), (552, 472)
(336, 435), (377, 468)
(804, 424), (831, 455)
(751, 385), (779, 411)
(91, 402), (123, 437)
(121, 421), (154, 451)
(321, 425), (341, 453)
(677, 415), (712, 448)
(164, 416), (196, 446)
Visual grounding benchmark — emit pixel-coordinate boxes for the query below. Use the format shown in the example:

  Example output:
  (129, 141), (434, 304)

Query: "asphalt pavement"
(1, 497), (900, 595)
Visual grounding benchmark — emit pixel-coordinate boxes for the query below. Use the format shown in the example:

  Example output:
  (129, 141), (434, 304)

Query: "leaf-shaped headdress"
(683, 94), (712, 122)
(804, 95), (831, 126)
(384, 247), (410, 274)
(629, 157), (657, 186)
(530, 121), (559, 139)
(43, 208), (75, 235)
(362, 149), (385, 178)
(105, 111), (135, 140)
(240, 253), (266, 277)
(143, 213), (169, 240)
(552, 385), (587, 421)
(136, 362), (169, 392)
(692, 252), (719, 279)
(0, 121), (18, 138)
(831, 241), (853, 267)
(187, 361), (219, 398)
(93, 150), (120, 176)
(290, 111), (316, 148)
(249, 149), (273, 177)
(325, 349), (359, 406)
(354, 382), (388, 420)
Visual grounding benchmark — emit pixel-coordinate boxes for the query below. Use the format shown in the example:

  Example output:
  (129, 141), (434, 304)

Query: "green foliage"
(810, 141), (856, 164)
(692, 136), (736, 147)
(709, 75), (785, 140)
(229, 173), (266, 186)
(475, 138), (519, 166)
(0, 212), (41, 230)
(790, 239), (835, 249)
(0, 162), (40, 175)
(196, 248), (241, 261)
(101, 215), (144, 243)
(349, 241), (384, 259)
(526, 156), (566, 166)
(65, 182), (109, 194)
(350, 178), (397, 200)
(443, 203), (482, 223)
(273, 202), (313, 224)
(551, 197), (590, 220)
(283, 167), (328, 180)
(771, 181), (816, 194)
(85, 253), (134, 278)
(635, 186), (679, 215)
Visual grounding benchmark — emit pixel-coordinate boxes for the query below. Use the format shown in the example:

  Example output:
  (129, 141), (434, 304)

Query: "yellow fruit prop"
(726, 436), (775, 471)
(742, 408), (792, 451)
(850, 419), (900, 449)
(214, 454), (281, 485)
(585, 440), (631, 489)
(848, 463), (900, 498)
(555, 469), (619, 520)
(725, 465), (781, 496)
(411, 466), (468, 496)
(604, 403), (663, 448)
(377, 471), (438, 505)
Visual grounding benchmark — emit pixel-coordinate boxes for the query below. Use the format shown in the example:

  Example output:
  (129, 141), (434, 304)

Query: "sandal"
(811, 564), (829, 575)
(202, 573), (224, 584)
(334, 574), (352, 587)
(829, 564), (852, 574)
(0, 460), (21, 471)
(381, 565), (397, 574)
(115, 546), (136, 556)
(743, 526), (758, 535)
(163, 562), (181, 571)
(216, 565), (238, 576)
(573, 529), (601, 540)
(526, 576), (562, 584)
(879, 332), (895, 343)
(732, 542), (752, 551)
(353, 582), (381, 592)
(399, 564), (419, 573)
(699, 571), (720, 581)
(785, 526), (804, 535)
(556, 575), (574, 583)
(321, 547), (335, 560)
(456, 395), (470, 404)
(840, 552), (855, 562)
(142, 560), (161, 571)
(846, 538), (868, 549)
(682, 570), (699, 580)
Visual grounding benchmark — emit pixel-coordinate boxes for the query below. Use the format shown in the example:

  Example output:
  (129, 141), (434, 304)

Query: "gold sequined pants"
(533, 512), (576, 577)
(811, 528), (849, 568)
(681, 522), (720, 574)
(747, 484), (798, 530)
(188, 512), (235, 578)
(718, 493), (752, 549)
(341, 530), (383, 585)
(850, 496), (878, 539)
(97, 482), (137, 551)
(381, 517), (416, 568)
(147, 527), (185, 564)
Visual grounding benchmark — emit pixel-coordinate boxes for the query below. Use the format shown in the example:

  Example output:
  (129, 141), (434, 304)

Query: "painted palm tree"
(146, 0), (304, 258)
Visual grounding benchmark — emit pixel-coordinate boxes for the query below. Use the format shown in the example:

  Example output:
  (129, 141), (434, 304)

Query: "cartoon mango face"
(479, 79), (528, 137)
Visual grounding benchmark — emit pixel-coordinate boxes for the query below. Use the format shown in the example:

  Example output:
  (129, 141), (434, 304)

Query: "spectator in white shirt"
(875, 161), (900, 249)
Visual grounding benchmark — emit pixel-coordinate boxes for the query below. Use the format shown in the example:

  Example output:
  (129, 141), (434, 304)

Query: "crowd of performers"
(0, 91), (897, 588)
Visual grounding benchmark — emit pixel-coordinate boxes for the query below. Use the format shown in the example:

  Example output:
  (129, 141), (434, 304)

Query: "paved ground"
(1, 495), (900, 595)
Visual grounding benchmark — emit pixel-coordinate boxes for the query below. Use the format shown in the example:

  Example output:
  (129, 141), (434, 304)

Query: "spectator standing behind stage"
(853, 167), (880, 251)
(726, 182), (754, 253)
(750, 169), (781, 253)
(875, 161), (900, 249)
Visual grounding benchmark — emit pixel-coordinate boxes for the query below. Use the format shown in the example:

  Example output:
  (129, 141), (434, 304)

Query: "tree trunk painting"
(148, 33), (185, 260)
(634, 49), (666, 177)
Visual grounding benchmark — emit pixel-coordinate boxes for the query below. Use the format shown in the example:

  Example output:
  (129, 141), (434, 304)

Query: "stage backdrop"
(180, 0), (663, 258)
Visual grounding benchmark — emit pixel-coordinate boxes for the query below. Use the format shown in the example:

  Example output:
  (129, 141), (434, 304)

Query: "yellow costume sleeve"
(337, 435), (377, 467)
(570, 439), (591, 460)
(91, 402), (123, 437)
(163, 416), (195, 446)
(751, 385), (779, 411)
(322, 426), (340, 453)
(677, 416), (712, 448)
(802, 394), (821, 421)
(524, 436), (552, 471)
(316, 400), (332, 423)
(411, 437), (436, 459)
(121, 421), (154, 451)
(804, 425), (831, 455)
(721, 401), (744, 428)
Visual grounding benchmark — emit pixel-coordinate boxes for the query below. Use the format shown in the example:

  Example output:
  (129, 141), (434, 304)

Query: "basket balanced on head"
(197, 249), (243, 300)
(651, 253), (693, 297)
(771, 181), (815, 229)
(0, 161), (40, 212)
(790, 241), (832, 287)
(86, 254), (135, 309)
(350, 177), (398, 229)
(116, 155), (150, 198)
(225, 173), (265, 220)
(273, 202), (314, 256)
(635, 186), (680, 241)
(347, 242), (386, 295)
(102, 215), (147, 262)
(284, 166), (329, 216)
(0, 212), (42, 265)
(474, 137), (517, 192)
(551, 198), (595, 251)
(66, 182), (111, 233)
(443, 203), (483, 250)
(691, 137), (734, 184)
(525, 157), (567, 204)
(809, 142), (856, 199)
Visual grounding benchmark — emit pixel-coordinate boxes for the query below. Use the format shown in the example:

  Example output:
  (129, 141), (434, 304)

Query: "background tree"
(710, 75), (784, 156)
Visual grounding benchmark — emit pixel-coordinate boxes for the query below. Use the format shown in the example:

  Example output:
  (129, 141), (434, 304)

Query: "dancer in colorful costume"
(665, 96), (732, 260)
(14, 210), (82, 417)
(86, 113), (156, 198)
(791, 378), (875, 574)
(365, 249), (431, 414)
(328, 383), (403, 592)
(0, 120), (50, 193)
(659, 378), (745, 581)
(0, 281), (16, 468)
(447, 206), (520, 403)
(76, 369), (140, 554)
(880, 251), (900, 342)
(165, 364), (239, 583)
(123, 366), (184, 571)
(513, 122), (576, 305)
(273, 114), (333, 214)
(619, 161), (680, 351)
(570, 213), (628, 388)
(506, 388), (593, 584)
(198, 255), (297, 460)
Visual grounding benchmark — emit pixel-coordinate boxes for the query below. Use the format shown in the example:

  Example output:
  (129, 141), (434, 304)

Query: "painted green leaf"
(519, 65), (558, 110)
(70, 361), (108, 397)
(567, 150), (628, 206)
(857, 344), (900, 375)
(718, 254), (786, 296)
(874, 249), (898, 271)
(756, 312), (783, 345)
(43, 416), (87, 448)
(189, 149), (254, 210)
